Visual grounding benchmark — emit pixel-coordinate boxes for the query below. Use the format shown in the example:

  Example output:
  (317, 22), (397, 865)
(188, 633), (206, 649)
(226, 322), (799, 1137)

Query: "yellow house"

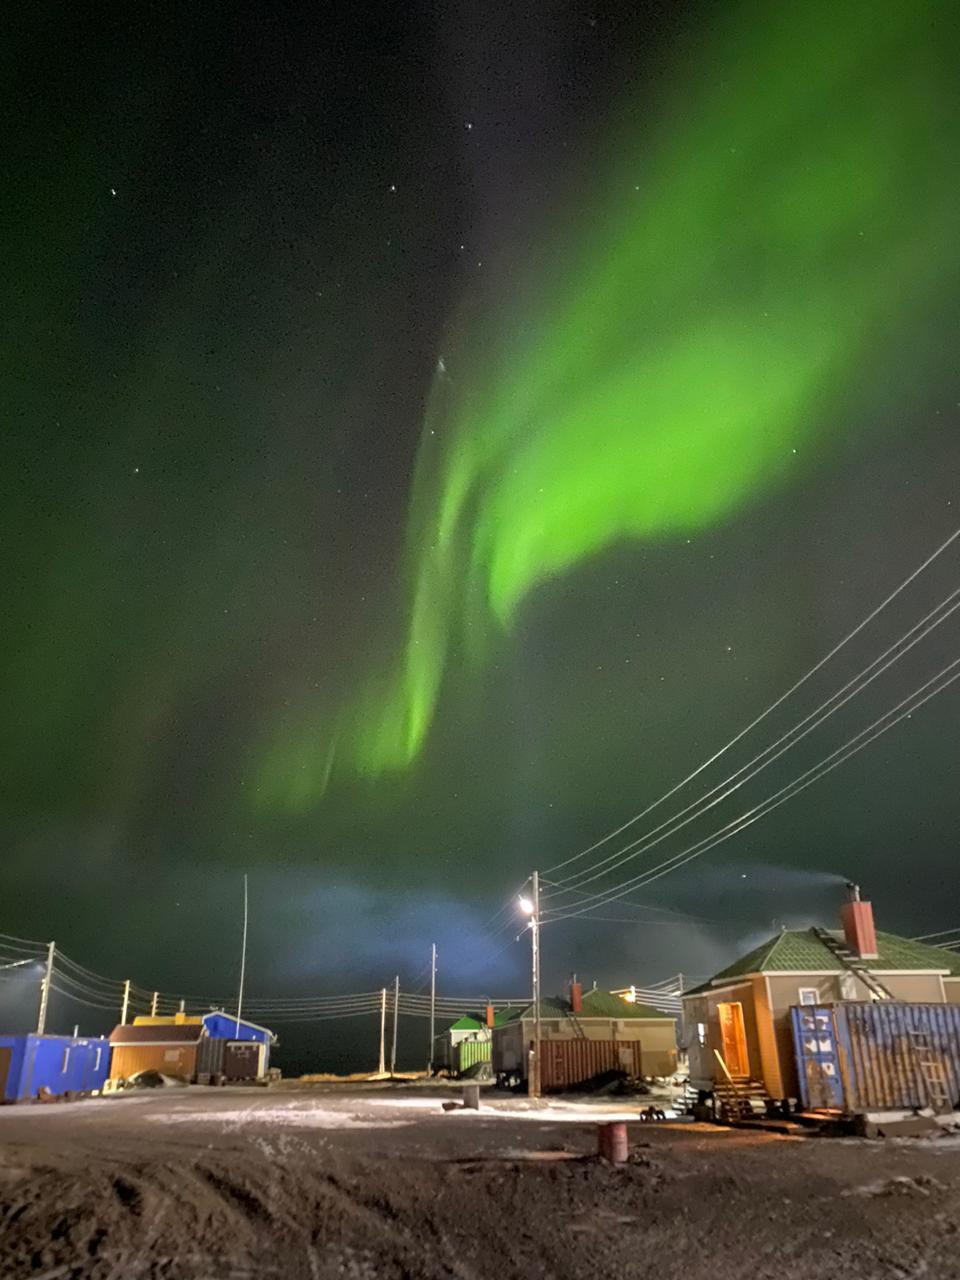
(682, 890), (960, 1106)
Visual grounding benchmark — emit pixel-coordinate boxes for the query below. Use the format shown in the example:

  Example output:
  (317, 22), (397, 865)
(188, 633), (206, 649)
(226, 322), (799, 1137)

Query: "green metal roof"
(495, 991), (673, 1023)
(447, 1015), (484, 1032)
(684, 927), (960, 995)
(446, 1008), (518, 1032)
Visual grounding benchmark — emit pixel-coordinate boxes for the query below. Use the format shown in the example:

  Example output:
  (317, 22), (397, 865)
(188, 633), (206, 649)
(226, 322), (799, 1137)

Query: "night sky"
(3, 1), (959, 1071)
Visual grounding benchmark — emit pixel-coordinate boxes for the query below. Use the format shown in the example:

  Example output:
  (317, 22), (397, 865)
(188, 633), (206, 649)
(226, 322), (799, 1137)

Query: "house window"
(696, 1022), (707, 1048)
(798, 987), (820, 1006)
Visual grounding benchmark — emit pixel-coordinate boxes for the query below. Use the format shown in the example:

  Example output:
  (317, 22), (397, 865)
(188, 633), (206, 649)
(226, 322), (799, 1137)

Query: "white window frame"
(798, 987), (820, 1006)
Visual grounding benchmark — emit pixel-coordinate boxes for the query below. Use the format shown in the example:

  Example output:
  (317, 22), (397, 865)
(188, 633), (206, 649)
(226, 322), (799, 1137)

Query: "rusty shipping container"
(792, 1001), (960, 1112)
(538, 1039), (642, 1091)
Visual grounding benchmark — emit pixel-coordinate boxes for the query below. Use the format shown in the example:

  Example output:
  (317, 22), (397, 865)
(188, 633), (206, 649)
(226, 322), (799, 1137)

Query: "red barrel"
(597, 1121), (628, 1163)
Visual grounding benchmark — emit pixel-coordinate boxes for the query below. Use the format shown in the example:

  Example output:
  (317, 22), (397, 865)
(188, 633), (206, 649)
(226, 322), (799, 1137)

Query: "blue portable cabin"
(0, 1034), (110, 1103)
(201, 1012), (276, 1078)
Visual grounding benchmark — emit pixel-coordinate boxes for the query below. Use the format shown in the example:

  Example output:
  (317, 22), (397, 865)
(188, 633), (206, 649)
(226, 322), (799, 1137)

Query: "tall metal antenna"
(235, 873), (249, 1037)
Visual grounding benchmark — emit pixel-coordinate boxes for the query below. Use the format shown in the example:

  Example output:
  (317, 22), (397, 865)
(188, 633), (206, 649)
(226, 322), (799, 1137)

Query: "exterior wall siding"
(109, 1044), (199, 1081)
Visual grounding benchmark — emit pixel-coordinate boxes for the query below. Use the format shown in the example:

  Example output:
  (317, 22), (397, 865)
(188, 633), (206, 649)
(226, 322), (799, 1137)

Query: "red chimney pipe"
(570, 981), (583, 1014)
(485, 1003), (494, 1029)
(840, 882), (878, 959)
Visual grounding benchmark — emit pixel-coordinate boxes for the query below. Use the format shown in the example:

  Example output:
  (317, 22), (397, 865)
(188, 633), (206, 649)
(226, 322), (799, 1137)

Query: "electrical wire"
(545, 587), (960, 897)
(543, 523), (960, 879)
(543, 656), (960, 920)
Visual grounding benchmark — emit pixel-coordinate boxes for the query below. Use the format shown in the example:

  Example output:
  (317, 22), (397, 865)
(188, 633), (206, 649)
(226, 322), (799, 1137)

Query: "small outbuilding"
(432, 1006), (515, 1076)
(108, 1011), (277, 1083)
(0, 1033), (110, 1103)
(492, 985), (677, 1090)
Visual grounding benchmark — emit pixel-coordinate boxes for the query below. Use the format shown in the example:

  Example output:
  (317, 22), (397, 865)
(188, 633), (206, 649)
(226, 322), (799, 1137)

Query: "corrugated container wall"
(793, 1002), (960, 1112)
(539, 1040), (643, 1091)
(0, 1035), (110, 1103)
(457, 1039), (492, 1073)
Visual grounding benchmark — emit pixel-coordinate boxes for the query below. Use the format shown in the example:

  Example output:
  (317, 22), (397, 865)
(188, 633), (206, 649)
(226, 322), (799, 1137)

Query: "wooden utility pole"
(36, 941), (55, 1035)
(390, 974), (399, 1075)
(530, 871), (541, 1099)
(150, 991), (159, 1016)
(428, 943), (437, 1075)
(120, 978), (131, 1026)
(377, 987), (387, 1075)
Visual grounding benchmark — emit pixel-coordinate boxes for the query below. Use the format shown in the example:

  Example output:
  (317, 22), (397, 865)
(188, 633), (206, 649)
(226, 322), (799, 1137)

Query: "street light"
(520, 873), (541, 1099)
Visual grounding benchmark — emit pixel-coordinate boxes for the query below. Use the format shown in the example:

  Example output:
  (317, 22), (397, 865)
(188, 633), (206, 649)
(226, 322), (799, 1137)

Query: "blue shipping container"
(792, 1002), (960, 1112)
(0, 1034), (111, 1103)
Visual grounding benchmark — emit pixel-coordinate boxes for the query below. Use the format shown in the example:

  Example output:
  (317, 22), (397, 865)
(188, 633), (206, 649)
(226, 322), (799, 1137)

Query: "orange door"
(717, 1002), (749, 1077)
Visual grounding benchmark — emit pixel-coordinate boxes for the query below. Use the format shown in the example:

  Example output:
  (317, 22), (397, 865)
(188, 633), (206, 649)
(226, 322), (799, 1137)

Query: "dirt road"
(2, 1084), (959, 1278)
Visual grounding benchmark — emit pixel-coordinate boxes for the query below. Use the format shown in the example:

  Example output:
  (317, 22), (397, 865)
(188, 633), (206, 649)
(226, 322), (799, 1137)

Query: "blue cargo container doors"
(791, 1006), (845, 1109)
(792, 1002), (960, 1113)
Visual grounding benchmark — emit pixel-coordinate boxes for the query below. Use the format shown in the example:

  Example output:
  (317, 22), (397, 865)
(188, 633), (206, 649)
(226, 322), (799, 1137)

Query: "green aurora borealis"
(257, 0), (958, 807)
(3, 0), (960, 1063)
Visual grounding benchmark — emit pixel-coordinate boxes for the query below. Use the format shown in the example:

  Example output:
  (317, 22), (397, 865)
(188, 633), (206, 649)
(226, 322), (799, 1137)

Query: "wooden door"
(717, 1002), (749, 1077)
(223, 1040), (261, 1080)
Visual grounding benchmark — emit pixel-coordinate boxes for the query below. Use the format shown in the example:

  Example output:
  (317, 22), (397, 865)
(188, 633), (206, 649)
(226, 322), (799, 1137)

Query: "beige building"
(493, 987), (677, 1088)
(682, 891), (960, 1104)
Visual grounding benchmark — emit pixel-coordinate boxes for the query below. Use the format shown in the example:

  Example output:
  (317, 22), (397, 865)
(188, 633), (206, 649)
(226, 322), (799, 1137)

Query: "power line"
(543, 523), (960, 879)
(545, 586), (960, 897)
(544, 656), (960, 920)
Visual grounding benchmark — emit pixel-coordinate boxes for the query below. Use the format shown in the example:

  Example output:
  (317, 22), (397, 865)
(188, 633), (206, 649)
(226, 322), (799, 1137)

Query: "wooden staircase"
(812, 928), (894, 1000)
(712, 1048), (773, 1122)
(712, 1076), (773, 1122)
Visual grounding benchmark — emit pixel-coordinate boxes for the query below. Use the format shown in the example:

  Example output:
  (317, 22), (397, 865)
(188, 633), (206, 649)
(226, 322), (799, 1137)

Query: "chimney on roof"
(841, 882), (878, 959)
(570, 975), (583, 1014)
(485, 1002), (495, 1029)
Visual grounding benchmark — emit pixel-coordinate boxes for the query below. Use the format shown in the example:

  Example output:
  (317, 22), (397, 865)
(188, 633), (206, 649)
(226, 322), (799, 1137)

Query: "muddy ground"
(1, 1084), (959, 1279)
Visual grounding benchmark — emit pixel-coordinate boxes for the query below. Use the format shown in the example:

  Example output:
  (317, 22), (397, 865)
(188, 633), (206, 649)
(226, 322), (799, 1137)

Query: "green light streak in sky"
(257, 0), (956, 806)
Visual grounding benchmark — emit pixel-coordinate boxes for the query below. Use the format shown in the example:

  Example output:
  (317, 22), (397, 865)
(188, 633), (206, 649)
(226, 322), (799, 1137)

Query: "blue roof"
(202, 1011), (276, 1043)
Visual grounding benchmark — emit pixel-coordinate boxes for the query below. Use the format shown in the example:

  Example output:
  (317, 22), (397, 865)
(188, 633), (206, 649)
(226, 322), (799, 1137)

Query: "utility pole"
(150, 991), (158, 1017)
(120, 979), (131, 1026)
(235, 872), (249, 1037)
(390, 974), (399, 1076)
(36, 941), (55, 1035)
(428, 943), (437, 1075)
(530, 870), (541, 1099)
(377, 987), (387, 1075)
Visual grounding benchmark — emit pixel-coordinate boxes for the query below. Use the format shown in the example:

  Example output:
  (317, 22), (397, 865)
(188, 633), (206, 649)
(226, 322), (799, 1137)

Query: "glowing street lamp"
(518, 895), (534, 915)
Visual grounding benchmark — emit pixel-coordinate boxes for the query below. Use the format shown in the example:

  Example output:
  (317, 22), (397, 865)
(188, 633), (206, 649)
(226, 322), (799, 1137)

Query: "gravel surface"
(2, 1084), (959, 1278)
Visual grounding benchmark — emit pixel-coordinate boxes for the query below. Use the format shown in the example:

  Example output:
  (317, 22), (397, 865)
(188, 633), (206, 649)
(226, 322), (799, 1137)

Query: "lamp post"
(519, 872), (541, 1099)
